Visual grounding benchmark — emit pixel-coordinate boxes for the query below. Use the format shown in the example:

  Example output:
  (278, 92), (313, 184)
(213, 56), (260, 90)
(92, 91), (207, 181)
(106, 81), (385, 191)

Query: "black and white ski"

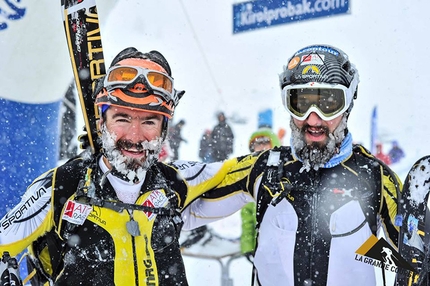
(61, 0), (106, 154)
(397, 155), (430, 285)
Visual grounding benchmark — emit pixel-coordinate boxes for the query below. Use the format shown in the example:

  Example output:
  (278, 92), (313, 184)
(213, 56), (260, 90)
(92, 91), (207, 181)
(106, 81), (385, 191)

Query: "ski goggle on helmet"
(94, 48), (184, 119)
(279, 45), (359, 121)
(104, 65), (173, 100)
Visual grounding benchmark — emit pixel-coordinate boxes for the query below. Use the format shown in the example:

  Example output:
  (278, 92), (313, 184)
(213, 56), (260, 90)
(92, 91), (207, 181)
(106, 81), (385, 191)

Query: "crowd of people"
(375, 140), (406, 165)
(168, 109), (288, 166)
(167, 111), (235, 163)
(0, 43), (428, 286)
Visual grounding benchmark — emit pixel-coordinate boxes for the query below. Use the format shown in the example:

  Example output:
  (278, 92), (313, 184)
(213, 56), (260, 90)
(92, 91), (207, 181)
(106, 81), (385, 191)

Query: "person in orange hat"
(0, 47), (238, 286)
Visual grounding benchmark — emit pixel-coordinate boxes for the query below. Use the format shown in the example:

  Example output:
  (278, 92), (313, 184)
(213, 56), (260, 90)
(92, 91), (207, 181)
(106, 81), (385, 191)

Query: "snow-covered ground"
(182, 215), (252, 286)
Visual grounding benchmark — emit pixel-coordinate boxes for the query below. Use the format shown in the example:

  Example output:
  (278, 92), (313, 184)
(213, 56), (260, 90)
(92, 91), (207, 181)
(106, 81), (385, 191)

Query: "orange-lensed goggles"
(104, 65), (174, 99)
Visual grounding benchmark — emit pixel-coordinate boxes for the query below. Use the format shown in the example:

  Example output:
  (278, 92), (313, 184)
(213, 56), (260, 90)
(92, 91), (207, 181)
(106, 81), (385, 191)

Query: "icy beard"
(290, 115), (348, 172)
(100, 124), (164, 182)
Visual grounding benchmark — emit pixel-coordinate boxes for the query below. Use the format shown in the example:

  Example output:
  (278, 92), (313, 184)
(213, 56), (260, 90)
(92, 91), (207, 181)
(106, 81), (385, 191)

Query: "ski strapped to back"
(61, 0), (106, 154)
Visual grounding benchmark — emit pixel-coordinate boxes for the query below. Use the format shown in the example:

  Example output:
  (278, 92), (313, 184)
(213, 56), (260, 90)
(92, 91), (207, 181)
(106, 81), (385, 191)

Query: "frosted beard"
(100, 124), (163, 182)
(290, 116), (348, 172)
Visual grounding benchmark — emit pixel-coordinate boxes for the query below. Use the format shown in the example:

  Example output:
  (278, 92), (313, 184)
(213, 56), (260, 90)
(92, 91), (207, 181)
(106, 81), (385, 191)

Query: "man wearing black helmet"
(183, 45), (403, 285)
(0, 47), (237, 286)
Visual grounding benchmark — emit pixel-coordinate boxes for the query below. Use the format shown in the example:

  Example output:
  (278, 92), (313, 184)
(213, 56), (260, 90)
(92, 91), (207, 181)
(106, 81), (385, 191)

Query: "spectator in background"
(388, 140), (405, 164)
(168, 119), (187, 160)
(249, 127), (282, 152)
(211, 111), (234, 161)
(253, 108), (286, 148)
(199, 129), (213, 163)
(375, 143), (391, 165)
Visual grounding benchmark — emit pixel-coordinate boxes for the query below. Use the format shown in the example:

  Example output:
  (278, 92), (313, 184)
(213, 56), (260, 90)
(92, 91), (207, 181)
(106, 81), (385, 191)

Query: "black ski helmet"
(279, 44), (359, 114)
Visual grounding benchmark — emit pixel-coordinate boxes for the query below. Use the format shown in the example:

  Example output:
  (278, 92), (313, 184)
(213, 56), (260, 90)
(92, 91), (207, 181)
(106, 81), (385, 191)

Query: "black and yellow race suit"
(185, 145), (403, 285)
(0, 154), (235, 286)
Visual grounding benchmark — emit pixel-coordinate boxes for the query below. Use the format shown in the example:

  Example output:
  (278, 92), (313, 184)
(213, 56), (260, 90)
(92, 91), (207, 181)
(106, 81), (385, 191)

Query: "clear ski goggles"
(104, 65), (174, 99)
(282, 83), (351, 121)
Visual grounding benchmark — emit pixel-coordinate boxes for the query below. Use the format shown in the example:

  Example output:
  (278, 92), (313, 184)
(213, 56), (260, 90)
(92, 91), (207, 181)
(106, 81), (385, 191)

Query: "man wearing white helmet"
(183, 44), (403, 285)
(0, 47), (236, 286)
